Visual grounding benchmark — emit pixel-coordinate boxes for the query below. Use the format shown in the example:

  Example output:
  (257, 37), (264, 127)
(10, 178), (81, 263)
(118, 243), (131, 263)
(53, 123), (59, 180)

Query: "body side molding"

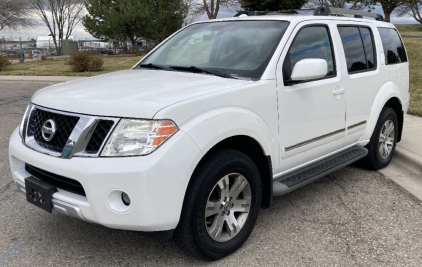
(347, 120), (367, 130)
(284, 128), (345, 152)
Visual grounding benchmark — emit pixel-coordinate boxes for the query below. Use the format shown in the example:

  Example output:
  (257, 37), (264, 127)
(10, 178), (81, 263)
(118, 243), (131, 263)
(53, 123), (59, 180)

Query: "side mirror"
(290, 58), (328, 82)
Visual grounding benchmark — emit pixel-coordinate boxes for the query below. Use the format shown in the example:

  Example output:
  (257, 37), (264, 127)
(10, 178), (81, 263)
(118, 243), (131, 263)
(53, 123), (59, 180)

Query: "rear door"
(335, 22), (383, 143)
(335, 24), (408, 145)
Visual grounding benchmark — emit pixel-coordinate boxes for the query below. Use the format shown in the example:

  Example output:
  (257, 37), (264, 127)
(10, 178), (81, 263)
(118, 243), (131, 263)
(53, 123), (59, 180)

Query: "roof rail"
(234, 7), (384, 21)
(267, 9), (316, 15)
(234, 11), (268, 17)
(313, 7), (384, 21)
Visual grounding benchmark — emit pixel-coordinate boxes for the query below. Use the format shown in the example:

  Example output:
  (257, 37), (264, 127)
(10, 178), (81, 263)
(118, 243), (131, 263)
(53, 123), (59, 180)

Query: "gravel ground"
(1, 82), (422, 266)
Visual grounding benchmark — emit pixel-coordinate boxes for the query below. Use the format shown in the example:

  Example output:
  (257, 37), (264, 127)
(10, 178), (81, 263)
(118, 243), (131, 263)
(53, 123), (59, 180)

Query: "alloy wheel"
(205, 173), (251, 242)
(379, 119), (395, 160)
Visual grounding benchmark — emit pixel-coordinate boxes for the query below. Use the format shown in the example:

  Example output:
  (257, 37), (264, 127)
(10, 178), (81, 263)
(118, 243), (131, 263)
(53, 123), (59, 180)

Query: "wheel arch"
(193, 135), (273, 209)
(384, 97), (403, 142)
(363, 82), (404, 142)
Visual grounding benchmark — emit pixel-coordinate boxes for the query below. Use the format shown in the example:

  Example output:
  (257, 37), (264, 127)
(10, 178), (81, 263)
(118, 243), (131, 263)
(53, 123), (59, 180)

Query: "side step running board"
(273, 147), (368, 196)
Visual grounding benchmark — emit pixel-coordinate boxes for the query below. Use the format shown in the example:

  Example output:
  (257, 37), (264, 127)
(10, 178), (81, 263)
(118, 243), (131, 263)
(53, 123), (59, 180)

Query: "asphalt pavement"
(1, 82), (422, 266)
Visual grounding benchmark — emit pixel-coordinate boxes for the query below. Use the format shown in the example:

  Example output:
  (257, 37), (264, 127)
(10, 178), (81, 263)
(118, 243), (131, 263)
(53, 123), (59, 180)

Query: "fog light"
(121, 192), (131, 206)
(106, 190), (132, 213)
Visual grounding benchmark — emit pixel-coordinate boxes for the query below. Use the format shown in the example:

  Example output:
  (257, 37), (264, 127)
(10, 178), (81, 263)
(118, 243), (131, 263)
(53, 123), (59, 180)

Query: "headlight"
(101, 119), (178, 157)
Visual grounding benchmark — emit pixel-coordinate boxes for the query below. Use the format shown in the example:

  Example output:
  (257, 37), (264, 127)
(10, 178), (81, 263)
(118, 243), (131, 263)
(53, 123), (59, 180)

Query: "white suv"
(9, 7), (409, 260)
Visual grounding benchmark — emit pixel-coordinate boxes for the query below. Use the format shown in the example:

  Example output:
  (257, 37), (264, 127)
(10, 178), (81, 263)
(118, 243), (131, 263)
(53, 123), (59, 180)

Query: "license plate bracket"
(25, 176), (57, 213)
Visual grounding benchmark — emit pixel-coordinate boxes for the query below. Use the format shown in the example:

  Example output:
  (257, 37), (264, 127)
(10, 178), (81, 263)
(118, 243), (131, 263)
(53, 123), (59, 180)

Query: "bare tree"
(306, 0), (365, 9)
(29, 0), (85, 54)
(396, 0), (422, 23)
(0, 0), (33, 31)
(186, 0), (239, 20)
(360, 0), (410, 22)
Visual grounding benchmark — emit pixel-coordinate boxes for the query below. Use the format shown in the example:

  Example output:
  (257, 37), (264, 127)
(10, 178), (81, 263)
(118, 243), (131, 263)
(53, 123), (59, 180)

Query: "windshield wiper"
(139, 63), (175, 71)
(170, 65), (237, 79)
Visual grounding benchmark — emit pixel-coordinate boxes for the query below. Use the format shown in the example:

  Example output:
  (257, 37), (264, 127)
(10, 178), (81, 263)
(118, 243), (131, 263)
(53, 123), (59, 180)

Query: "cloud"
(0, 23), (93, 40)
(390, 16), (419, 24)
(0, 4), (418, 41)
(365, 5), (417, 24)
(194, 6), (237, 21)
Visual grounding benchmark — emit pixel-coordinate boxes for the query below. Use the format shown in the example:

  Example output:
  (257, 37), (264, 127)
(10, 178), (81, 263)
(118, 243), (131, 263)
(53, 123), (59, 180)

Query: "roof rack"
(234, 11), (268, 17)
(234, 7), (384, 21)
(314, 7), (384, 21)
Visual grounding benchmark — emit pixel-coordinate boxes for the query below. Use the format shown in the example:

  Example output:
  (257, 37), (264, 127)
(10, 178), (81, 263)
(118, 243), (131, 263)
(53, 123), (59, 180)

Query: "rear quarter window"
(378, 28), (407, 64)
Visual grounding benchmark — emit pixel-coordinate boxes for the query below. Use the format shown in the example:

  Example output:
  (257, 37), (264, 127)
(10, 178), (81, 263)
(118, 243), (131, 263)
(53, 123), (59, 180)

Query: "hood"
(32, 69), (252, 118)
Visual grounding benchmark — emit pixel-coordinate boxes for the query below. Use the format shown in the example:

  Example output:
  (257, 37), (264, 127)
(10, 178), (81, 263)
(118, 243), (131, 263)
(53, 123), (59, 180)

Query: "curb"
(0, 76), (82, 83)
(392, 146), (422, 176)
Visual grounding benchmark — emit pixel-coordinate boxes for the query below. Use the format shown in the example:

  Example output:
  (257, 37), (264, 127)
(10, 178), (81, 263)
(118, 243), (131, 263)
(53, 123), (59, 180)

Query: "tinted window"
(360, 28), (375, 69)
(283, 26), (335, 82)
(338, 27), (367, 72)
(378, 28), (407, 64)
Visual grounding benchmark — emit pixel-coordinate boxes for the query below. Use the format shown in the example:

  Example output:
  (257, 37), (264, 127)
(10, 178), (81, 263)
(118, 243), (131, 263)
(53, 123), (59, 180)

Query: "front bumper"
(16, 179), (87, 220)
(9, 128), (203, 231)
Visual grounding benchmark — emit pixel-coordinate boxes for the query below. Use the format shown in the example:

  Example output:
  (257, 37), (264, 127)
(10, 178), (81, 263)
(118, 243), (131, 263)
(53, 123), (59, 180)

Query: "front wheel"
(362, 107), (398, 170)
(174, 149), (262, 260)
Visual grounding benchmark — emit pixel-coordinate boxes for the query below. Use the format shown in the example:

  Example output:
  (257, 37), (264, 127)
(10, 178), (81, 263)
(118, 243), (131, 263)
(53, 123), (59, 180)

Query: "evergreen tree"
(83, 0), (187, 53)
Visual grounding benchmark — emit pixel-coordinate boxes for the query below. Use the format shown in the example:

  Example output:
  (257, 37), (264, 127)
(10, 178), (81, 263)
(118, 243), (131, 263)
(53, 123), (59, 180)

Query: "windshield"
(140, 20), (289, 80)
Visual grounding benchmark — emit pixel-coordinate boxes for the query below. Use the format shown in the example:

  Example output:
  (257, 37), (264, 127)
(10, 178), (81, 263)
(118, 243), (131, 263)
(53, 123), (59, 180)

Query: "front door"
(276, 21), (347, 174)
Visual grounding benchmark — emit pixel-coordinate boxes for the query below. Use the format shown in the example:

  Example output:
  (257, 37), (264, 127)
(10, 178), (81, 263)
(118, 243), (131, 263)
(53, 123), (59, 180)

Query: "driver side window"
(283, 25), (336, 84)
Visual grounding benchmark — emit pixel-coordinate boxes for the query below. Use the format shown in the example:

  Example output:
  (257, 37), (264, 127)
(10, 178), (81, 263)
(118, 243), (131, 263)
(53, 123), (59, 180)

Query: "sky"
(0, 5), (418, 41)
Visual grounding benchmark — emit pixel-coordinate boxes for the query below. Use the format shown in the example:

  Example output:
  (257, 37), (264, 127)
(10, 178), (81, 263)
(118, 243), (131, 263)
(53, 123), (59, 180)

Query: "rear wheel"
(174, 149), (262, 260)
(363, 107), (398, 170)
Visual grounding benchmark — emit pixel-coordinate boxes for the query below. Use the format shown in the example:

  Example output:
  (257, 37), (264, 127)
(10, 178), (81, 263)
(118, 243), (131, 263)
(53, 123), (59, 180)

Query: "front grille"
(28, 108), (80, 153)
(25, 105), (117, 157)
(85, 120), (114, 154)
(25, 164), (86, 196)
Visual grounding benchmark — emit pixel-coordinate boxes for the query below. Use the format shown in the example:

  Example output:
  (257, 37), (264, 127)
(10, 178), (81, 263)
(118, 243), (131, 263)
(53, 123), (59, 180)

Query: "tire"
(362, 107), (398, 170)
(174, 148), (262, 260)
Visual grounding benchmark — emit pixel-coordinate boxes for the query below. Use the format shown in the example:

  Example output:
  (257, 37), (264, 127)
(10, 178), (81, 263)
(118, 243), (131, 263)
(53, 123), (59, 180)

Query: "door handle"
(333, 88), (345, 95)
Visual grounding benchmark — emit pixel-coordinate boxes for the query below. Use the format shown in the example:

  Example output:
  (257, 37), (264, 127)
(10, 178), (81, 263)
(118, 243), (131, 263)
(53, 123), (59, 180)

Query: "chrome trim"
(41, 119), (56, 141)
(16, 179), (26, 194)
(21, 104), (35, 144)
(23, 104), (120, 159)
(52, 199), (87, 221)
(347, 120), (367, 130)
(16, 179), (87, 221)
(284, 128), (345, 152)
(61, 118), (99, 159)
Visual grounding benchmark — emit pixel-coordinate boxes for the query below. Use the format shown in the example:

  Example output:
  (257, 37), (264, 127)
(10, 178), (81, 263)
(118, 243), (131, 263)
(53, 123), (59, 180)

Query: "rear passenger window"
(338, 26), (376, 73)
(378, 28), (407, 64)
(283, 25), (335, 83)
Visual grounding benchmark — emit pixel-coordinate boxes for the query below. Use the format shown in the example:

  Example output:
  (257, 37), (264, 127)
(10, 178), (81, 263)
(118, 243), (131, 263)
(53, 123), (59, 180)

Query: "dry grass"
(402, 38), (422, 117)
(0, 54), (142, 77)
(395, 24), (422, 37)
(395, 25), (422, 116)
